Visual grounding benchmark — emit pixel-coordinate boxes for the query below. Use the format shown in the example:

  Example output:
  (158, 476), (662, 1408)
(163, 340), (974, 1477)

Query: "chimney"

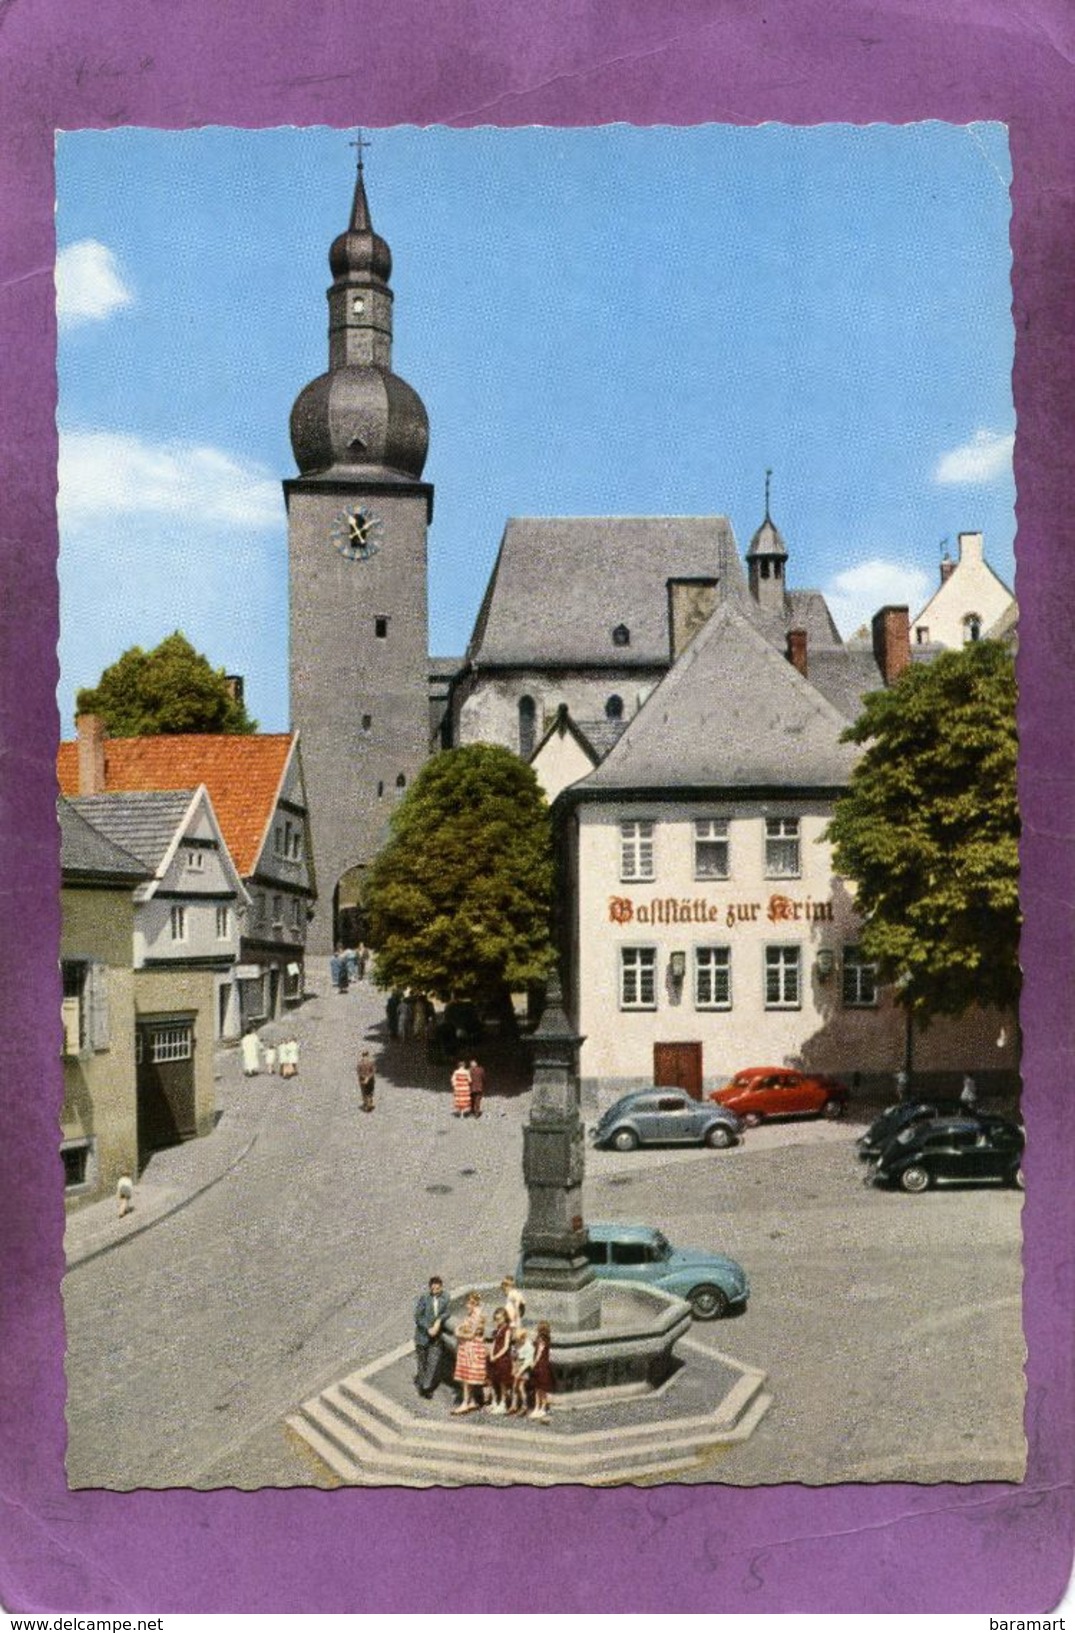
(225, 674), (244, 704)
(940, 555), (956, 584)
(75, 713), (107, 795)
(958, 530), (984, 566)
(871, 606), (911, 686)
(667, 578), (719, 661)
(786, 628), (808, 678)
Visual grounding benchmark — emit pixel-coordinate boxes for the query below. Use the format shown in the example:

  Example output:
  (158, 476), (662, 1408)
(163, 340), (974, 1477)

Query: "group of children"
(240, 1030), (300, 1078)
(451, 1277), (555, 1422)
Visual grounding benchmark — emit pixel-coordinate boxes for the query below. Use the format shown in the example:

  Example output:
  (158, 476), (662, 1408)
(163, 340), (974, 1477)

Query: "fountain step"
(286, 1336), (771, 1486)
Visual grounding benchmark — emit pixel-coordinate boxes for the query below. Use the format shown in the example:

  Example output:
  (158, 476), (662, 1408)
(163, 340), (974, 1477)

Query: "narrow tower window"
(519, 695), (537, 759)
(605, 694), (624, 721)
(374, 617), (388, 639)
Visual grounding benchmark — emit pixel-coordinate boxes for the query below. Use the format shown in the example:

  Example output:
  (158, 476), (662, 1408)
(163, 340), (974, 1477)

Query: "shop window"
(842, 946), (878, 1008)
(765, 816), (801, 878)
(620, 819), (655, 881)
(694, 818), (729, 880)
(620, 947), (657, 1010)
(765, 945), (801, 1009)
(695, 946), (731, 1009)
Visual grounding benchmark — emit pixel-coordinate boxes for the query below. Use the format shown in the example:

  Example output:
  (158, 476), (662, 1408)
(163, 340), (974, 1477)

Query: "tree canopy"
(363, 743), (555, 1001)
(826, 639), (1019, 1024)
(76, 632), (257, 736)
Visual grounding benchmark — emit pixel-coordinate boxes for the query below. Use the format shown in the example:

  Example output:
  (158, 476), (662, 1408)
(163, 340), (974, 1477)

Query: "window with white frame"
(842, 945), (878, 1007)
(275, 819), (304, 861)
(765, 945), (801, 1009)
(185, 846), (205, 871)
(215, 905), (230, 940)
(149, 1023), (193, 1063)
(765, 816), (801, 878)
(620, 819), (655, 881)
(694, 818), (729, 880)
(170, 905), (188, 943)
(695, 946), (731, 1009)
(620, 947), (657, 1010)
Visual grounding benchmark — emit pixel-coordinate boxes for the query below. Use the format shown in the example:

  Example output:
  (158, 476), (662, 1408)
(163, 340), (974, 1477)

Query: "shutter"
(61, 995), (82, 1057)
(88, 961), (111, 1051)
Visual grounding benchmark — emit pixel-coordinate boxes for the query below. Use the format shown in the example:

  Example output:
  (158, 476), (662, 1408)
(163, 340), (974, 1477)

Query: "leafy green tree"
(76, 632), (257, 736)
(827, 640), (1019, 1025)
(363, 744), (555, 1001)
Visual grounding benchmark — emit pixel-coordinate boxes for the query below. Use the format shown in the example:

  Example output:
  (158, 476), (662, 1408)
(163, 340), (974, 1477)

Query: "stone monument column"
(520, 974), (600, 1330)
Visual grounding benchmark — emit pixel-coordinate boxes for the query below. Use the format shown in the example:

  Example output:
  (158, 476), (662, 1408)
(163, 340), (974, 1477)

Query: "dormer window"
(185, 847), (205, 871)
(612, 624), (630, 648)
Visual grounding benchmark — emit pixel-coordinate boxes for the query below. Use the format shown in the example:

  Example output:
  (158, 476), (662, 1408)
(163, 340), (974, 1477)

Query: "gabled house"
(911, 530), (1015, 652)
(67, 786), (248, 1040)
(59, 798), (148, 1206)
(554, 598), (1019, 1107)
(59, 722), (316, 1026)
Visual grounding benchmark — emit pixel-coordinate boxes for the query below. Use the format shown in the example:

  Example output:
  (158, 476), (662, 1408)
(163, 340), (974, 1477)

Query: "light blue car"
(582, 1221), (749, 1320)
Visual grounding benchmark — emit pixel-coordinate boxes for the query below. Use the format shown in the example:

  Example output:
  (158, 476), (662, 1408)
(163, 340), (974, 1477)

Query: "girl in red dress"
(487, 1306), (514, 1415)
(529, 1320), (554, 1420)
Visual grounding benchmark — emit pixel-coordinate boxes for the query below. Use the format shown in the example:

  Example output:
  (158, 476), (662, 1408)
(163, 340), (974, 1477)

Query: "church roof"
(465, 516), (746, 668)
(57, 733), (299, 878)
(565, 598), (861, 798)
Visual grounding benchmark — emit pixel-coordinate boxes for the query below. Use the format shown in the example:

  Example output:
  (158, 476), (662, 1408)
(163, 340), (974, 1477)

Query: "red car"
(709, 1066), (850, 1126)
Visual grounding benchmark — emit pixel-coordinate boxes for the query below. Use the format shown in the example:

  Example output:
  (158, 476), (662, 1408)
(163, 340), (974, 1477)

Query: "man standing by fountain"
(413, 1275), (450, 1399)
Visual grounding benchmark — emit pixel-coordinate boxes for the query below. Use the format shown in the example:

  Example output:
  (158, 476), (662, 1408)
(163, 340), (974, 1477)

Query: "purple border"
(2, 0), (1073, 1614)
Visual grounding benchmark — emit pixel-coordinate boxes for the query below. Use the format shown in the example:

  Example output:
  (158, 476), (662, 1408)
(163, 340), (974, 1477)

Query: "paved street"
(63, 967), (1024, 1488)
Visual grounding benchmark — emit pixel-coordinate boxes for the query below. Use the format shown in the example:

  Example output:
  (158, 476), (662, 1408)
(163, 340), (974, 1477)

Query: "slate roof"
(58, 797), (151, 883)
(568, 599), (861, 797)
(57, 733), (297, 877)
(67, 791), (197, 874)
(465, 516), (746, 667)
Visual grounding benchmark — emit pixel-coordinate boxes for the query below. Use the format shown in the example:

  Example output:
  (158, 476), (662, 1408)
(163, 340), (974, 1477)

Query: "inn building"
(554, 597), (1019, 1107)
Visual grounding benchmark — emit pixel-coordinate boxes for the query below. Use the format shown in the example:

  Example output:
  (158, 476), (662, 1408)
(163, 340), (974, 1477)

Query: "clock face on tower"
(332, 505), (384, 561)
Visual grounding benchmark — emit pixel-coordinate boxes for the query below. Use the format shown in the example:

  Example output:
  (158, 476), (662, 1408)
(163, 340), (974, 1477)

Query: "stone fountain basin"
(443, 1281), (692, 1396)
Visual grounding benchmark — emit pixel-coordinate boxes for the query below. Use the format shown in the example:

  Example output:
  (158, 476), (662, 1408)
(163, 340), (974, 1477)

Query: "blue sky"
(56, 123), (1015, 734)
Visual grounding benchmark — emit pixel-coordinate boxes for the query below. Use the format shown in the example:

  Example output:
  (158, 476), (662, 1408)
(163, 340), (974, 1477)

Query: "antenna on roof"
(764, 468), (773, 521)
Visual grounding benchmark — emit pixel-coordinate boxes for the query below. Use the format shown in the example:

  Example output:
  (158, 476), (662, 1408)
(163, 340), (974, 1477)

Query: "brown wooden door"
(654, 1041), (704, 1100)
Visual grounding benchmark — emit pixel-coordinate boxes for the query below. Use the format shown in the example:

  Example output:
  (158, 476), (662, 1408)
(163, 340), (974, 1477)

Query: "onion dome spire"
(289, 139), (429, 480)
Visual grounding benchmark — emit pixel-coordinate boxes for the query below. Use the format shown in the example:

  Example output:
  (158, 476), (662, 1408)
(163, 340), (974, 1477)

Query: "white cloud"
(56, 240), (135, 327)
(58, 430), (283, 532)
(934, 428), (1014, 486)
(823, 558), (932, 639)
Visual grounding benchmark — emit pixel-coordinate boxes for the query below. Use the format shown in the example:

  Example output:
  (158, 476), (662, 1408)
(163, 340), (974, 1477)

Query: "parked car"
(709, 1065), (850, 1126)
(856, 1099), (964, 1162)
(582, 1221), (749, 1319)
(868, 1114), (1024, 1193)
(590, 1089), (742, 1152)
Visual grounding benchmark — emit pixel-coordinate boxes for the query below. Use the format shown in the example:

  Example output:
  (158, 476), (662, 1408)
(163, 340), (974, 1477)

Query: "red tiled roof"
(57, 734), (296, 877)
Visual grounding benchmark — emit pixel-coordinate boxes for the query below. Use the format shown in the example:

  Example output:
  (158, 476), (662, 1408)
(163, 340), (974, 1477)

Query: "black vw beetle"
(868, 1114), (1024, 1193)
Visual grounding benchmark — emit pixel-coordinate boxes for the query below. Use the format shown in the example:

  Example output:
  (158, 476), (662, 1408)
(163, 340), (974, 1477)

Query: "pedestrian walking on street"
(116, 1175), (134, 1218)
(960, 1073), (979, 1114)
(356, 942), (369, 980)
(240, 1028), (261, 1076)
(895, 1068), (909, 1103)
(263, 1042), (277, 1075)
(357, 1048), (376, 1112)
(469, 1058), (486, 1118)
(386, 991), (401, 1039)
(529, 1320), (555, 1421)
(330, 948), (343, 992)
(451, 1059), (472, 1117)
(413, 1275), (450, 1399)
(337, 946), (350, 994)
(279, 1036), (300, 1078)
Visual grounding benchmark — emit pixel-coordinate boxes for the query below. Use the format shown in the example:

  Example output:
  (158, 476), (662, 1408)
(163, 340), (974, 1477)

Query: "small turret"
(746, 469), (788, 615)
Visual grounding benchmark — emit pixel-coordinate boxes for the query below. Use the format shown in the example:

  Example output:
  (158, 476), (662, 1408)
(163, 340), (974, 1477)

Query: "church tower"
(285, 151), (433, 950)
(746, 469), (788, 616)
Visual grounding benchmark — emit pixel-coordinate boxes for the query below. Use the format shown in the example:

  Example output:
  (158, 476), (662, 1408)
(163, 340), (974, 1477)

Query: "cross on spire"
(764, 467), (773, 520)
(350, 129), (372, 175)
